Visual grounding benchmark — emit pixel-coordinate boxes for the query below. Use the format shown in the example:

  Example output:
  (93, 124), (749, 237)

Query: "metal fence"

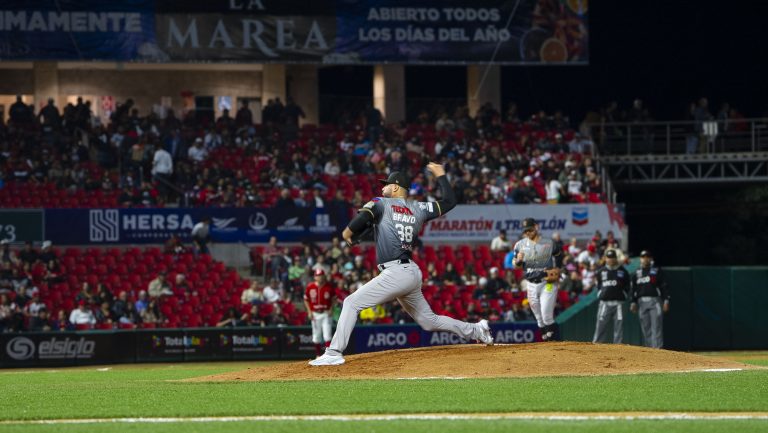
(589, 118), (768, 156)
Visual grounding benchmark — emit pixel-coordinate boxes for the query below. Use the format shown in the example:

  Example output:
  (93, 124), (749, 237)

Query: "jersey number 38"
(395, 224), (414, 242)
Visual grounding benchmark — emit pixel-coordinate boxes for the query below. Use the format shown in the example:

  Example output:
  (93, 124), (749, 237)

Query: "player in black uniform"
(592, 249), (631, 344)
(630, 250), (669, 348)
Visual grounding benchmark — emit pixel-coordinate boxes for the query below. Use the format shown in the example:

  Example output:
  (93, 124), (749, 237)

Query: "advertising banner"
(0, 0), (156, 61)
(280, 326), (319, 359)
(0, 0), (588, 64)
(44, 206), (348, 245)
(0, 331), (117, 367)
(351, 321), (542, 353)
(0, 323), (544, 367)
(135, 329), (186, 362)
(420, 204), (626, 242)
(228, 327), (280, 360)
(0, 210), (44, 244)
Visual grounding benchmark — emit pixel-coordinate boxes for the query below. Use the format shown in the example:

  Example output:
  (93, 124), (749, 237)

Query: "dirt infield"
(189, 342), (756, 382)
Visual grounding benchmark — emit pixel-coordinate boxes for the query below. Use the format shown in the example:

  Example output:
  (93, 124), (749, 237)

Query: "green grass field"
(1, 353), (767, 433)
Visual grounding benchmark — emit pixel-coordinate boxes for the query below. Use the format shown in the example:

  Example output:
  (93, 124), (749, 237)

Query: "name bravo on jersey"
(393, 213), (416, 223)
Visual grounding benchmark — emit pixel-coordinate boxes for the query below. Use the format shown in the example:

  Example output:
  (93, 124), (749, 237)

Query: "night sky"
(318, 1), (768, 266)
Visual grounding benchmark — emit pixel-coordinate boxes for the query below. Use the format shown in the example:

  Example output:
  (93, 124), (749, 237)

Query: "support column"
(373, 65), (405, 124)
(287, 65), (318, 125)
(262, 63), (286, 106)
(33, 62), (60, 111)
(467, 65), (500, 117)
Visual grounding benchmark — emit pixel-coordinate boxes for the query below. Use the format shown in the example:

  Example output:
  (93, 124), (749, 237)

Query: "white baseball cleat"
(309, 353), (345, 366)
(477, 319), (494, 346)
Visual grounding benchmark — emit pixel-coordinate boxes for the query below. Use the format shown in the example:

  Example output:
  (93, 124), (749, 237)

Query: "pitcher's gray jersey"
(513, 237), (557, 281)
(361, 197), (441, 263)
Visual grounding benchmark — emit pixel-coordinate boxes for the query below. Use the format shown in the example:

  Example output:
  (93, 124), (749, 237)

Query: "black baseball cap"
(521, 218), (537, 231)
(640, 250), (652, 257)
(605, 250), (617, 259)
(379, 171), (410, 187)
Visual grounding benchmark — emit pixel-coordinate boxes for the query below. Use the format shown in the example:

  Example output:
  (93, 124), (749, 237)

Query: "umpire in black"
(630, 250), (669, 348)
(592, 249), (631, 344)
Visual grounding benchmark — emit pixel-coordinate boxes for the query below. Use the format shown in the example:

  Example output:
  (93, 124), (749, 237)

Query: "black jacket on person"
(631, 266), (668, 302)
(596, 265), (630, 301)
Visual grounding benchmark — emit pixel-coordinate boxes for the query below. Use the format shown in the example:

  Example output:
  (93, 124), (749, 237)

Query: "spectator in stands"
(51, 310), (72, 331)
(263, 279), (282, 304)
(0, 240), (18, 266)
(503, 302), (531, 322)
(490, 229), (511, 251)
(567, 237), (581, 257)
(119, 302), (141, 328)
(503, 246), (516, 271)
(28, 308), (52, 332)
(23, 293), (46, 318)
(18, 241), (38, 266)
(152, 145), (173, 201)
(191, 217), (211, 254)
(283, 96), (306, 129)
(236, 100), (253, 128)
(577, 243), (600, 267)
(148, 272), (173, 298)
(485, 267), (510, 298)
(111, 290), (129, 318)
(69, 300), (96, 328)
(93, 283), (114, 307)
(263, 303), (287, 327)
(424, 262), (440, 285)
(552, 232), (565, 267)
(461, 267), (479, 286)
(435, 112), (455, 133)
(693, 97), (713, 153)
(187, 138), (208, 162)
(364, 103), (383, 142)
(95, 301), (114, 326)
(141, 299), (164, 325)
(164, 235), (186, 255)
(473, 277), (489, 299)
(581, 262), (598, 293)
(174, 273), (193, 295)
(440, 262), (462, 286)
(0, 293), (22, 331)
(75, 282), (95, 306)
(312, 255), (331, 276)
(241, 281), (264, 306)
(546, 174), (564, 204)
(561, 270), (585, 300)
(39, 241), (56, 265)
(135, 291), (149, 314)
(217, 307), (244, 327)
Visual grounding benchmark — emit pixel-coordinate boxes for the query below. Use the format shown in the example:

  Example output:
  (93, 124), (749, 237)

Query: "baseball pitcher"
(513, 218), (562, 341)
(592, 249), (631, 344)
(304, 268), (335, 357)
(310, 163), (494, 366)
(630, 250), (669, 348)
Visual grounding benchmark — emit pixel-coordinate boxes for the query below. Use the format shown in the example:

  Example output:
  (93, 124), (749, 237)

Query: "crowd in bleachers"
(0, 224), (626, 333)
(0, 94), (603, 209)
(250, 229), (624, 328)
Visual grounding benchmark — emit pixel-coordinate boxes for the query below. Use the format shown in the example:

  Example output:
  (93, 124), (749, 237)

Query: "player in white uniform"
(310, 163), (493, 366)
(513, 218), (562, 341)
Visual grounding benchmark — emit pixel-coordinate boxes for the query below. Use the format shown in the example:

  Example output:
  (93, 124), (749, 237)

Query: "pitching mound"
(189, 342), (754, 382)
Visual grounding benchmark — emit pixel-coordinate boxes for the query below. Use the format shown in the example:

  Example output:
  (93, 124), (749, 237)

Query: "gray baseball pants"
(638, 297), (664, 348)
(526, 280), (558, 328)
(327, 260), (481, 356)
(593, 300), (624, 344)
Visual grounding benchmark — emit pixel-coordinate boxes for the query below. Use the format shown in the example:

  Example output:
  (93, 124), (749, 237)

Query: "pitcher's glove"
(544, 268), (561, 283)
(348, 225), (374, 246)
